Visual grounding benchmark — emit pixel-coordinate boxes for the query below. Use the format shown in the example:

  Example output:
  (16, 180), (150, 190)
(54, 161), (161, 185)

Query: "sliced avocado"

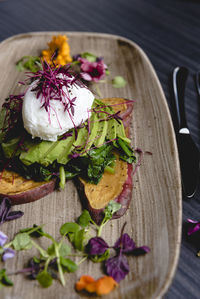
(94, 116), (108, 147)
(2, 137), (21, 158)
(20, 134), (75, 166)
(116, 120), (131, 144)
(84, 111), (99, 151)
(106, 118), (117, 141)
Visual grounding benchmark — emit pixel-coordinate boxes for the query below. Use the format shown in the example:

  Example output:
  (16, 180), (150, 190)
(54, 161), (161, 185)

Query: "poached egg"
(22, 76), (94, 141)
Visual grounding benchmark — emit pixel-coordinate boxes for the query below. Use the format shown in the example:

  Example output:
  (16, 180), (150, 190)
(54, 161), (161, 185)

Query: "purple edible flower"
(0, 231), (15, 262)
(2, 248), (15, 261)
(0, 197), (24, 224)
(87, 237), (109, 255)
(187, 218), (200, 235)
(0, 231), (8, 247)
(105, 252), (129, 283)
(78, 57), (106, 82)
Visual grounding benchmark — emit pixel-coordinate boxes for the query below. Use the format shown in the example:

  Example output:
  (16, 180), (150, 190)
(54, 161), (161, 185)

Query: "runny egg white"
(22, 76), (95, 141)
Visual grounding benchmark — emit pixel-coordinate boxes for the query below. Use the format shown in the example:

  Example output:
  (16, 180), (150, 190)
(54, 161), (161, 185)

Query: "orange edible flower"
(41, 35), (72, 66)
(75, 275), (95, 291)
(75, 275), (118, 296)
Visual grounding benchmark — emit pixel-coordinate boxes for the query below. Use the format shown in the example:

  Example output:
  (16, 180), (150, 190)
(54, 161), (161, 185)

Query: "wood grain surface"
(0, 32), (182, 299)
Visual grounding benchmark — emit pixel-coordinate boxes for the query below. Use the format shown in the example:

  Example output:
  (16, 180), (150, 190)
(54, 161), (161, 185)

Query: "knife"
(172, 66), (199, 198)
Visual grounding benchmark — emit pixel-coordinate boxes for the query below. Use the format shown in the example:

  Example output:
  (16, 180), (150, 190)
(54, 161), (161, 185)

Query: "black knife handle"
(172, 67), (189, 131)
(195, 71), (200, 98)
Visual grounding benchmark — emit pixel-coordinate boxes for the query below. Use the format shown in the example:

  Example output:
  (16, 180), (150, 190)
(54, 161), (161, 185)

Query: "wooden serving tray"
(0, 32), (181, 299)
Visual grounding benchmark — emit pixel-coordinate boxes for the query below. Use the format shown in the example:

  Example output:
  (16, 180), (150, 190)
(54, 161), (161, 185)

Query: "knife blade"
(172, 66), (199, 198)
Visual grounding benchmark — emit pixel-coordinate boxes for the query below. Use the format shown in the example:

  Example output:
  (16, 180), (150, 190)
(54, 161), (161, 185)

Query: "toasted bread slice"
(75, 98), (134, 224)
(0, 170), (56, 205)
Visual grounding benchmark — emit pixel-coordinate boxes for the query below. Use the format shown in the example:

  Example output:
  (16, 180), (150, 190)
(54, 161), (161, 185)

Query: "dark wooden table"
(0, 0), (200, 298)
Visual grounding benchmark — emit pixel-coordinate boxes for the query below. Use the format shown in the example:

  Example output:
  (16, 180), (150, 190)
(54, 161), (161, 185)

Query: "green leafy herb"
(73, 229), (86, 251)
(60, 257), (78, 273)
(90, 249), (110, 263)
(58, 243), (71, 257)
(12, 233), (32, 251)
(16, 56), (41, 72)
(60, 222), (80, 236)
(97, 201), (121, 236)
(81, 52), (97, 62)
(36, 270), (53, 288)
(77, 210), (92, 228)
(112, 76), (127, 88)
(116, 137), (136, 163)
(0, 269), (13, 289)
(19, 224), (44, 238)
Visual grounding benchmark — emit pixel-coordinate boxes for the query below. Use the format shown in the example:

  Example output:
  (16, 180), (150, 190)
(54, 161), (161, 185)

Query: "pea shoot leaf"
(103, 200), (121, 222)
(73, 229), (86, 251)
(59, 243), (71, 257)
(60, 257), (78, 273)
(20, 224), (44, 238)
(12, 233), (32, 250)
(36, 270), (53, 288)
(60, 222), (80, 236)
(77, 210), (92, 228)
(0, 269), (13, 289)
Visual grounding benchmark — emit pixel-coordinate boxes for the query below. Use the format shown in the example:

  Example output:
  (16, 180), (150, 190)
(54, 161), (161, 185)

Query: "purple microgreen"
(105, 252), (129, 283)
(114, 233), (135, 254)
(132, 148), (143, 176)
(0, 94), (24, 142)
(131, 246), (150, 256)
(24, 60), (86, 127)
(91, 107), (122, 124)
(5, 211), (24, 221)
(0, 198), (10, 224)
(86, 237), (109, 255)
(26, 258), (43, 279)
(59, 131), (73, 140)
(114, 223), (150, 256)
(0, 197), (24, 225)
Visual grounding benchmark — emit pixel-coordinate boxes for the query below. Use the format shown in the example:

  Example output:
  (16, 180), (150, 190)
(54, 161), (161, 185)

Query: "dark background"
(0, 0), (200, 298)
